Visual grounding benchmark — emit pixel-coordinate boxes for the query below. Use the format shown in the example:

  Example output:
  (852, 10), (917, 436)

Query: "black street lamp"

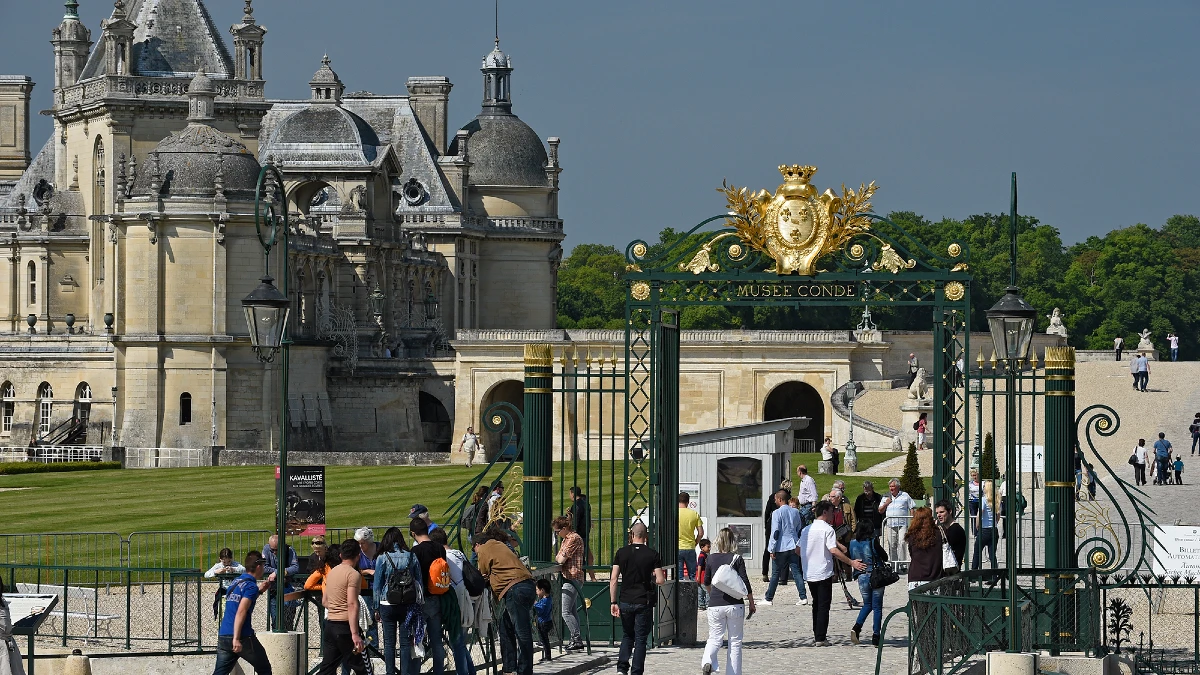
(423, 288), (438, 323)
(986, 286), (1036, 364)
(242, 276), (290, 362)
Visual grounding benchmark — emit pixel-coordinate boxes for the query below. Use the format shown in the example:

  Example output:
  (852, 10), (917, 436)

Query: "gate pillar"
(1043, 347), (1077, 652)
(523, 343), (554, 564)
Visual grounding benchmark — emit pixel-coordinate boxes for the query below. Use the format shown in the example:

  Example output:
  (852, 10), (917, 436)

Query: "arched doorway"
(480, 380), (524, 460)
(763, 381), (824, 453)
(418, 392), (451, 453)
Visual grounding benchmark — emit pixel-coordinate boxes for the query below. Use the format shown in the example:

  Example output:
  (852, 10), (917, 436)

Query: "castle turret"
(50, 0), (92, 89)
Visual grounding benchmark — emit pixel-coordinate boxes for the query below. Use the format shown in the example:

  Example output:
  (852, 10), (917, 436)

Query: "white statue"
(1138, 328), (1153, 351)
(907, 367), (929, 401)
(1046, 307), (1068, 338)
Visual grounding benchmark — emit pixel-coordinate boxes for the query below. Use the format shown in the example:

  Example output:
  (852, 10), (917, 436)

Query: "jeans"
(561, 580), (582, 643)
(855, 574), (886, 636)
(536, 621), (553, 661)
(678, 549), (698, 580)
(702, 604), (745, 675)
(316, 621), (367, 675)
(421, 595), (446, 675)
(1172, 347), (1179, 361)
(972, 527), (997, 569)
(884, 525), (908, 563)
(617, 602), (652, 675)
(448, 616), (475, 675)
(968, 501), (979, 533)
(765, 550), (805, 601)
(1193, 434), (1199, 454)
(213, 634), (272, 675)
(379, 603), (417, 675)
(698, 585), (709, 608)
(807, 575), (835, 641)
(1158, 457), (1171, 484)
(498, 579), (536, 675)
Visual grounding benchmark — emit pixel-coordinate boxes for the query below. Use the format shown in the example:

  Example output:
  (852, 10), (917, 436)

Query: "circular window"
(402, 177), (427, 206)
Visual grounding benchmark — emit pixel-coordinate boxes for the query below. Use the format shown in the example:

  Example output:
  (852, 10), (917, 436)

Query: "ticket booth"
(678, 418), (809, 559)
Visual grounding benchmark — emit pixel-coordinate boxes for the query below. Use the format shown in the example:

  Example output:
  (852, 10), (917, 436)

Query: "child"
(534, 578), (554, 662)
(1175, 456), (1185, 485)
(696, 538), (711, 610)
(788, 497), (800, 509)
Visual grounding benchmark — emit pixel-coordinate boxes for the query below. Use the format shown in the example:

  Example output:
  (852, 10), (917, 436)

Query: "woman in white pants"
(701, 528), (755, 675)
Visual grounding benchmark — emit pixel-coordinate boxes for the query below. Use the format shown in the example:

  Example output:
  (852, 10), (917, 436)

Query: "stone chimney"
(0, 76), (34, 181)
(406, 76), (453, 155)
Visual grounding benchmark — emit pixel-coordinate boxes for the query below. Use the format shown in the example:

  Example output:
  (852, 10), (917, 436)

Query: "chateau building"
(0, 0), (562, 461)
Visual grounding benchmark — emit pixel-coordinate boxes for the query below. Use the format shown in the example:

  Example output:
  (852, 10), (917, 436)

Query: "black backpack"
(385, 551), (421, 606)
(457, 552), (488, 597)
(461, 503), (477, 529)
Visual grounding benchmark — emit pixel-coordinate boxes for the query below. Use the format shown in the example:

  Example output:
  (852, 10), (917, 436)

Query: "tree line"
(556, 214), (1200, 359)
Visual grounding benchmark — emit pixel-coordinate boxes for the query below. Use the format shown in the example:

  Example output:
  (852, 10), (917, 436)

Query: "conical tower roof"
(80, 0), (234, 79)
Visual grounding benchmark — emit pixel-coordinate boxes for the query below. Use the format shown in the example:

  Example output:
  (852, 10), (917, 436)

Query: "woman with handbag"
(701, 528), (755, 675)
(904, 507), (943, 591)
(848, 520), (888, 646)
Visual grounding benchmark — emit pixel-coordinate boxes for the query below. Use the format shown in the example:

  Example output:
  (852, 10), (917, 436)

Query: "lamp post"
(423, 288), (438, 325)
(986, 172), (1037, 653)
(842, 381), (864, 472)
(240, 163), (291, 632)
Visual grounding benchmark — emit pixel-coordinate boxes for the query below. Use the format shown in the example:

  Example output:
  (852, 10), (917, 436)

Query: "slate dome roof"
(133, 124), (260, 195)
(448, 113), (548, 187)
(266, 105), (381, 166)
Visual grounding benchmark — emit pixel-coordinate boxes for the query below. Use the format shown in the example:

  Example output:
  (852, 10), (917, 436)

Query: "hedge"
(0, 461), (121, 475)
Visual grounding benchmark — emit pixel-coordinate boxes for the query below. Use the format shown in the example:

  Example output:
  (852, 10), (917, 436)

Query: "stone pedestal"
(257, 631), (306, 675)
(986, 652), (1036, 675)
(63, 650), (93, 675)
(899, 399), (933, 451)
(844, 445), (858, 473)
(818, 459), (836, 475)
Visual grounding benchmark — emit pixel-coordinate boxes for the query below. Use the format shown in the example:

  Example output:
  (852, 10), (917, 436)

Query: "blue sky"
(2, 0), (1197, 250)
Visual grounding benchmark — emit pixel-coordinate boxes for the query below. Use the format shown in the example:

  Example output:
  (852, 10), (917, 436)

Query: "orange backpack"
(427, 557), (452, 595)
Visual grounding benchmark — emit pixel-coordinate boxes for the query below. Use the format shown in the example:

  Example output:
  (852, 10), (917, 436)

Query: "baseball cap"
(408, 504), (429, 518)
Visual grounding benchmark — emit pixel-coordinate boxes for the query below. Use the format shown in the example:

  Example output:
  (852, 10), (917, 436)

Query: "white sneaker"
(758, 600), (773, 606)
(796, 598), (809, 606)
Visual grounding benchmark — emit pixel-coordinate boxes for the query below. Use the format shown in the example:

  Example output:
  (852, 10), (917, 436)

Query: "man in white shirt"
(460, 426), (481, 468)
(799, 500), (867, 646)
(795, 464), (819, 527)
(878, 479), (914, 562)
(1133, 439), (1148, 486)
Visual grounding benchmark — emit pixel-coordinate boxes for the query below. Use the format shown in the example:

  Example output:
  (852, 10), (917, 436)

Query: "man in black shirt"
(569, 486), (597, 581)
(410, 518), (448, 674)
(610, 522), (665, 675)
(934, 500), (967, 573)
(853, 481), (884, 538)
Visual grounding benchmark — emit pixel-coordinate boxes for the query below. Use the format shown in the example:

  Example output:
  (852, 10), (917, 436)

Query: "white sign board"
(678, 482), (701, 511)
(1152, 525), (1200, 576)
(1018, 445), (1045, 473)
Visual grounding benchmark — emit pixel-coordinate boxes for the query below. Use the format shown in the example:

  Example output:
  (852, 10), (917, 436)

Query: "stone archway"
(480, 379), (524, 460)
(418, 391), (451, 453)
(763, 381), (824, 453)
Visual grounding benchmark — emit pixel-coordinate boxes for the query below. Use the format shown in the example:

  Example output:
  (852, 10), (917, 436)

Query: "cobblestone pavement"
(583, 577), (912, 674)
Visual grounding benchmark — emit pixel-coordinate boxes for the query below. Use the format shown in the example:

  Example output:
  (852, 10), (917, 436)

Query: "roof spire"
(64, 0), (80, 19)
(495, 0), (499, 48)
(112, 0), (126, 19)
(241, 0), (255, 24)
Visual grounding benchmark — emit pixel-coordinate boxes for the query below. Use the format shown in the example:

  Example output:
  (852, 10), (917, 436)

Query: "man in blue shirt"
(214, 551), (274, 675)
(1154, 432), (1173, 485)
(759, 489), (807, 606)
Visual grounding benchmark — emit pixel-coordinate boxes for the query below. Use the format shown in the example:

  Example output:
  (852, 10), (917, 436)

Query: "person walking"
(907, 353), (920, 387)
(1074, 445), (1085, 495)
(760, 486), (782, 582)
(316, 540), (369, 675)
(552, 516), (586, 651)
(1132, 439), (1148, 486)
(459, 426), (480, 468)
(1130, 351), (1140, 389)
(1169, 333), (1180, 362)
(701, 528), (754, 675)
(916, 413), (929, 450)
(475, 532), (536, 675)
(848, 520), (887, 647)
(0, 579), (25, 675)
(799, 501), (867, 646)
(212, 551), (273, 675)
(796, 465), (819, 527)
(1154, 432), (1173, 486)
(1136, 354), (1150, 392)
(1114, 336), (1124, 361)
(1190, 416), (1200, 456)
(905, 508), (943, 591)
(879, 479), (914, 563)
(1175, 456), (1185, 485)
(610, 522), (665, 675)
(1086, 463), (1098, 500)
(677, 492), (704, 580)
(935, 500), (967, 574)
(853, 481), (883, 539)
(760, 489), (806, 607)
(372, 528), (419, 675)
(972, 482), (999, 569)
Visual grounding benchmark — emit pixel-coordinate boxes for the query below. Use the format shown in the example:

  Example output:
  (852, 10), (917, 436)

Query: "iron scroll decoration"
(254, 163), (288, 272)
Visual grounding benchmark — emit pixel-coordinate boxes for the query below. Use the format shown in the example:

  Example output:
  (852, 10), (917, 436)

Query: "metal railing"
(0, 446), (104, 463)
(123, 447), (208, 469)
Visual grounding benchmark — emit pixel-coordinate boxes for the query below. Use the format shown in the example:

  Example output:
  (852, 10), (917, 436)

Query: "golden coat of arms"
(714, 164), (895, 276)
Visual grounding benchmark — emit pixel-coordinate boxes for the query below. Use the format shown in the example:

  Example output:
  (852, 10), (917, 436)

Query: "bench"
(15, 583), (119, 640)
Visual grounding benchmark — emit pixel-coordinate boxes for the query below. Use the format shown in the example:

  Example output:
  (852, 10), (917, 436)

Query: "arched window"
(116, 43), (126, 75)
(75, 382), (92, 427)
(180, 392), (192, 425)
(1, 382), (14, 433)
(93, 137), (106, 216)
(37, 382), (53, 436)
(27, 261), (35, 305)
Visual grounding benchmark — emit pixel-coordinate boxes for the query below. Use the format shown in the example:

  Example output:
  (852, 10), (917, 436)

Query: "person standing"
(934, 500), (967, 573)
(568, 486), (596, 581)
(853, 481), (884, 539)
(428, 528), (477, 675)
(878, 479), (914, 563)
(848, 521), (887, 647)
(409, 519), (448, 674)
(1190, 416), (1200, 456)
(610, 522), (665, 675)
(700, 528), (754, 675)
(916, 413), (929, 450)
(1133, 438), (1149, 486)
(306, 537), (328, 574)
(316, 540), (369, 675)
(907, 353), (920, 387)
(796, 465), (819, 527)
(760, 489), (806, 606)
(552, 516), (586, 651)
(1114, 336), (1124, 362)
(212, 551), (273, 675)
(972, 482), (998, 569)
(800, 501), (867, 646)
(1074, 445), (1085, 495)
(1169, 333), (1180, 362)
(0, 579), (26, 675)
(1154, 432), (1173, 485)
(261, 534), (299, 631)
(475, 533), (536, 675)
(677, 492), (703, 580)
(760, 487), (782, 582)
(904, 508), (943, 591)
(967, 469), (981, 533)
(459, 426), (481, 468)
(1175, 456), (1185, 485)
(372, 528), (418, 675)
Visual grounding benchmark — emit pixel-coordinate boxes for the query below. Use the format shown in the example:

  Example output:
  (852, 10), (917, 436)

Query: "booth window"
(716, 457), (763, 517)
(180, 393), (192, 425)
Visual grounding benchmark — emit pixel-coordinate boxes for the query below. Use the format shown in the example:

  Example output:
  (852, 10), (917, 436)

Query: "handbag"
(1128, 453), (1138, 466)
(711, 554), (748, 600)
(939, 525), (958, 570)
(870, 562), (900, 589)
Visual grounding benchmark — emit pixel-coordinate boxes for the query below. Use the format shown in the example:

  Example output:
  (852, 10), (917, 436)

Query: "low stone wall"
(216, 449), (451, 466)
(1076, 349), (1158, 362)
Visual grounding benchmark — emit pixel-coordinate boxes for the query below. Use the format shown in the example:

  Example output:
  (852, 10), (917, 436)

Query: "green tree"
(979, 432), (998, 480)
(556, 243), (626, 329)
(900, 442), (926, 501)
